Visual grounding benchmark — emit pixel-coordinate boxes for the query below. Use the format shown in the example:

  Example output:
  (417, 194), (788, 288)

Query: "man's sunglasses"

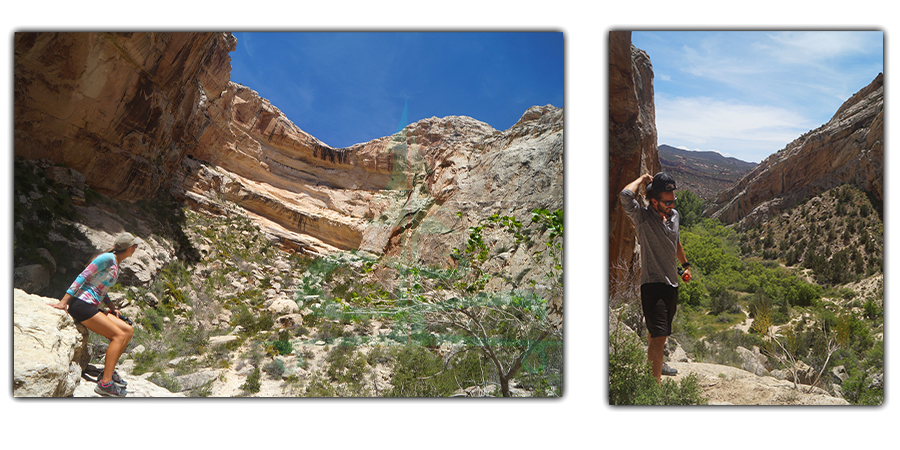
(660, 196), (677, 207)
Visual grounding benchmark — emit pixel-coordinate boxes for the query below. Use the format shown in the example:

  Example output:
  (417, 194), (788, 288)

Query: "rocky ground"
(665, 361), (849, 405)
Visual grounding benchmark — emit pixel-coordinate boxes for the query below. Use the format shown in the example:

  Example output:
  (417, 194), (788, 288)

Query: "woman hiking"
(50, 232), (138, 397)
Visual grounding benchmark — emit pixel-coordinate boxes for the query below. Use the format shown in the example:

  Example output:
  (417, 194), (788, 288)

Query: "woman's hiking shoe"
(662, 363), (678, 376)
(111, 370), (127, 388)
(95, 380), (127, 397)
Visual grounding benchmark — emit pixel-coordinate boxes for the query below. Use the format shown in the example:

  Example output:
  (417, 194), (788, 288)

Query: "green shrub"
(269, 339), (293, 356)
(303, 371), (337, 397)
(132, 349), (163, 375)
(263, 359), (287, 379)
(386, 346), (457, 397)
(232, 305), (274, 335)
(608, 332), (707, 405)
(148, 372), (181, 393)
(241, 367), (261, 395)
(709, 285), (740, 315)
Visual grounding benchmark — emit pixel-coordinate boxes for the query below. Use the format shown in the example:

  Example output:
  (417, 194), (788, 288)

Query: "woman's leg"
(79, 311), (134, 383)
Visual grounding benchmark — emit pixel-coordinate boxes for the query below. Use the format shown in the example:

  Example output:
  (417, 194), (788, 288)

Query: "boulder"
(736, 345), (769, 376)
(275, 313), (305, 329)
(13, 289), (90, 397)
(267, 297), (299, 315)
(832, 365), (849, 384)
(13, 264), (52, 293)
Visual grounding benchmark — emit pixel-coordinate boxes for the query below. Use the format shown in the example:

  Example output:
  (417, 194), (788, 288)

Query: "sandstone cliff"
(14, 32), (563, 273)
(704, 73), (884, 229)
(608, 31), (660, 293)
(172, 78), (563, 263)
(14, 32), (236, 200)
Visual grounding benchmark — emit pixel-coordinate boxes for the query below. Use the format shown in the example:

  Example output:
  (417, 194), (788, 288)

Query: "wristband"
(681, 262), (691, 269)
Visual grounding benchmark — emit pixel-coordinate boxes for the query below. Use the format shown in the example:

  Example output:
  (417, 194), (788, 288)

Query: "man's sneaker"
(111, 370), (127, 388)
(662, 363), (678, 376)
(95, 380), (127, 397)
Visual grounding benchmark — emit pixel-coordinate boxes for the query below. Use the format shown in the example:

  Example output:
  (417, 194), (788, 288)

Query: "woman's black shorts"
(641, 283), (678, 338)
(67, 298), (100, 323)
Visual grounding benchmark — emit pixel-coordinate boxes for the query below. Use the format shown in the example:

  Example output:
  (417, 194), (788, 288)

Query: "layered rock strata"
(704, 73), (884, 229)
(14, 32), (236, 200)
(15, 32), (563, 272)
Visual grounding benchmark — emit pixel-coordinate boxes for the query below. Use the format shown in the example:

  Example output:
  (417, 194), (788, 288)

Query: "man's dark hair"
(646, 187), (663, 202)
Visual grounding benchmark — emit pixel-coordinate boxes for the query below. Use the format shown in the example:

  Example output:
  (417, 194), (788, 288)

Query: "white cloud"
(763, 31), (876, 63)
(657, 95), (812, 142)
(655, 94), (817, 162)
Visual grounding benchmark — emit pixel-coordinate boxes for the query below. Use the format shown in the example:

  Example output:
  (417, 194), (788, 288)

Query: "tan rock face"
(705, 73), (884, 229)
(14, 32), (236, 200)
(15, 31), (563, 292)
(608, 31), (660, 293)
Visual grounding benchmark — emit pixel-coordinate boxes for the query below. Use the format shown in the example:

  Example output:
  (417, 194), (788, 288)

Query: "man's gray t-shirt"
(619, 188), (680, 287)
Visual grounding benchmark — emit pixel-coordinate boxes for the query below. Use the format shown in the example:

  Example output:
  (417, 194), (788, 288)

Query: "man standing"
(620, 172), (692, 381)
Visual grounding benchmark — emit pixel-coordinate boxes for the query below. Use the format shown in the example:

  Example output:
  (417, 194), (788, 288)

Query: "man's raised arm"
(623, 173), (653, 195)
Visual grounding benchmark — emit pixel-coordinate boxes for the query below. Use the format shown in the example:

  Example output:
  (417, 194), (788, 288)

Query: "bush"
(241, 367), (261, 395)
(148, 372), (181, 393)
(269, 339), (293, 356)
(232, 305), (274, 335)
(709, 285), (739, 315)
(385, 346), (467, 397)
(263, 359), (287, 378)
(678, 279), (708, 308)
(608, 332), (707, 405)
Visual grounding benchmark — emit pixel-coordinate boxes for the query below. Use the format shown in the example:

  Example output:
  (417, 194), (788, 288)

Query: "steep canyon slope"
(704, 73), (883, 229)
(15, 32), (563, 276)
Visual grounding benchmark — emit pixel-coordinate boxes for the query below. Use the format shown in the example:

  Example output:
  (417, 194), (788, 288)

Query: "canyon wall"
(14, 32), (236, 200)
(704, 73), (884, 229)
(14, 31), (563, 282)
(608, 31), (660, 294)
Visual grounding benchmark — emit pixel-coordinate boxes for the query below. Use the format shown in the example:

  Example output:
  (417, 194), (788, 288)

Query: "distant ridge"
(659, 144), (756, 200)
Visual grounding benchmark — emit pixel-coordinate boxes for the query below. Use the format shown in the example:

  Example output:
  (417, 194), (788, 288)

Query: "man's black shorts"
(68, 298), (100, 323)
(641, 283), (678, 338)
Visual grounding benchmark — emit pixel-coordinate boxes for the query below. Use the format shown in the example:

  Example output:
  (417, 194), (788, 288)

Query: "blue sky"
(229, 32), (564, 148)
(631, 31), (883, 163)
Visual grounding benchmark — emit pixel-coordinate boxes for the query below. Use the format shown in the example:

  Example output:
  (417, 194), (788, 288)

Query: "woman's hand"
(49, 293), (73, 311)
(49, 298), (69, 311)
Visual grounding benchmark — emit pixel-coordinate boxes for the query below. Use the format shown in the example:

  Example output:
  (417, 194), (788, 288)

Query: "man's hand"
(625, 173), (654, 195)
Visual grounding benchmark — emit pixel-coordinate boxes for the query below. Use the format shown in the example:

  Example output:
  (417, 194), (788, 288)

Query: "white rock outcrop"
(13, 289), (89, 397)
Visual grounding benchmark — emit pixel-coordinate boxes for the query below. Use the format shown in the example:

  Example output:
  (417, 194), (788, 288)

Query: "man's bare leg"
(648, 335), (667, 382)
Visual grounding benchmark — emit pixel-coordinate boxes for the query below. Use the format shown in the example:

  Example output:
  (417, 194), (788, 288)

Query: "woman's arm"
(102, 296), (118, 315)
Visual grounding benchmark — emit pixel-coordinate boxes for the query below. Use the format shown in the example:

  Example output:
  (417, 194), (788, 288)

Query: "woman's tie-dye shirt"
(67, 253), (119, 305)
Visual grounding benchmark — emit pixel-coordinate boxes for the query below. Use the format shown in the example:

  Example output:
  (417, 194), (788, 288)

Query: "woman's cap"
(113, 232), (136, 251)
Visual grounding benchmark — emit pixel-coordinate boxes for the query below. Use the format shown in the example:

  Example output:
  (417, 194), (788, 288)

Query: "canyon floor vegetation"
(15, 158), (562, 397)
(610, 187), (883, 405)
